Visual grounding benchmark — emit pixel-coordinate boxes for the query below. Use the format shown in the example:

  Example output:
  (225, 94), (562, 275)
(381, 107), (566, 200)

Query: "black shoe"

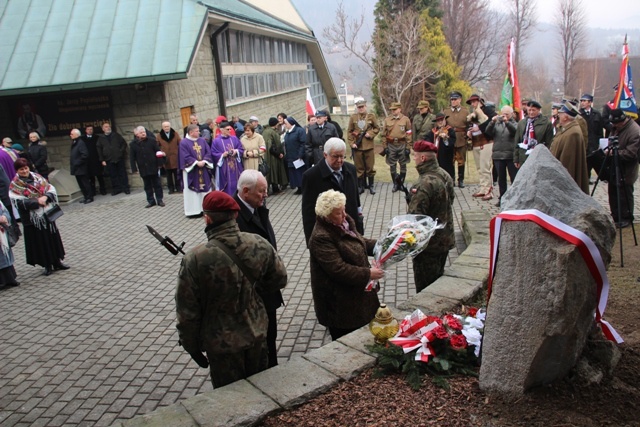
(100, 189), (107, 195)
(294, 188), (302, 195)
(78, 199), (86, 204)
(145, 203), (156, 208)
(124, 189), (131, 194)
(84, 198), (94, 204)
(158, 201), (166, 207)
(458, 181), (465, 188)
(43, 267), (52, 276)
(6, 281), (20, 287)
(168, 190), (175, 195)
(616, 220), (631, 228)
(111, 191), (121, 196)
(53, 262), (70, 271)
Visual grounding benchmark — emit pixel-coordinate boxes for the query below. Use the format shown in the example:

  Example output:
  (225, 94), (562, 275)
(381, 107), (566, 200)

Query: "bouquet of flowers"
(366, 215), (444, 291)
(368, 307), (485, 389)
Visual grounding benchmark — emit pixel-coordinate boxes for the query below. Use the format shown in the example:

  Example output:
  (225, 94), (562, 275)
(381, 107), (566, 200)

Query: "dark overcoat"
(308, 215), (379, 330)
(70, 138), (89, 176)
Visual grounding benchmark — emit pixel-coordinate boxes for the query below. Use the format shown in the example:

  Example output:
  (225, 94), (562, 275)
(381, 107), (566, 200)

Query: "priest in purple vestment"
(211, 121), (244, 196)
(179, 124), (215, 216)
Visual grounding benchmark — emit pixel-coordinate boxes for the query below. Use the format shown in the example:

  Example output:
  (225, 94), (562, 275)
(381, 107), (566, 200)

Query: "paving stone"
(247, 357), (340, 409)
(181, 380), (279, 427)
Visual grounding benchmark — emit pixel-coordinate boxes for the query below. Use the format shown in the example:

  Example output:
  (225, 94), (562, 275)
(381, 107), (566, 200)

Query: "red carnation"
(434, 325), (449, 339)
(426, 316), (442, 325)
(450, 334), (468, 350)
(467, 307), (478, 317)
(445, 315), (463, 331)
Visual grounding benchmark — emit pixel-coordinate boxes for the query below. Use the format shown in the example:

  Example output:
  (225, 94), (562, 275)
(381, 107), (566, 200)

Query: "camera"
(608, 136), (619, 145)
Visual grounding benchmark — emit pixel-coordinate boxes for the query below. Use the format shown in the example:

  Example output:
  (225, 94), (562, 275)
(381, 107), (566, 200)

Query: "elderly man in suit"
(233, 169), (285, 368)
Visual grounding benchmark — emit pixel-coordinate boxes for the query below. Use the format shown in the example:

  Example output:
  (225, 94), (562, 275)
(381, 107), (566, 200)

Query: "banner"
(498, 38), (521, 117)
(612, 35), (638, 119)
(306, 88), (316, 118)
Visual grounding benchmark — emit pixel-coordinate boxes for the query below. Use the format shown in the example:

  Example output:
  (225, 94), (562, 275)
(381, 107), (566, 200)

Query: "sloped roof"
(0, 0), (209, 96)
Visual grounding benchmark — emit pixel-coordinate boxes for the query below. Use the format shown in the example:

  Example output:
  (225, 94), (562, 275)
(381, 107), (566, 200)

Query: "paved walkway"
(0, 171), (634, 426)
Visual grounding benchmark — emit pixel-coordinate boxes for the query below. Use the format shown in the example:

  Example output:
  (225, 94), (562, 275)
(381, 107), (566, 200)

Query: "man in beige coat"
(550, 104), (589, 194)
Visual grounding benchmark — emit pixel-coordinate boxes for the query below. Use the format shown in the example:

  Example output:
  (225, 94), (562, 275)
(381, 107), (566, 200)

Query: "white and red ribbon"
(488, 209), (623, 343)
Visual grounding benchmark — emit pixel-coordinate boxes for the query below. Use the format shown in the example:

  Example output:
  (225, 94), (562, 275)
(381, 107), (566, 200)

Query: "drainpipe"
(211, 22), (229, 117)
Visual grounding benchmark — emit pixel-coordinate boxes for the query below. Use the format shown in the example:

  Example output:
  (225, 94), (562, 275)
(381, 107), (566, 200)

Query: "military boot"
(399, 173), (406, 192)
(368, 176), (376, 195)
(391, 173), (398, 192)
(358, 177), (365, 194)
(458, 165), (465, 188)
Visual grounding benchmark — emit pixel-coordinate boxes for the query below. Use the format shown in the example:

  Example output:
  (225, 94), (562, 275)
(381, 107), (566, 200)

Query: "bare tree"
(507, 0), (538, 70)
(440, 0), (506, 86)
(556, 0), (587, 93)
(323, 2), (438, 116)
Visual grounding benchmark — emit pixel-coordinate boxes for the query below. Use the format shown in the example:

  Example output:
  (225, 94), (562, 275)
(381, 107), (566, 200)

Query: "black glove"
(189, 352), (209, 368)
(384, 148), (389, 156)
(404, 148), (410, 158)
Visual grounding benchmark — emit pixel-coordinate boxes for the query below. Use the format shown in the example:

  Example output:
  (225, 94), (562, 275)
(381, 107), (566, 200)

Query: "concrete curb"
(115, 210), (491, 427)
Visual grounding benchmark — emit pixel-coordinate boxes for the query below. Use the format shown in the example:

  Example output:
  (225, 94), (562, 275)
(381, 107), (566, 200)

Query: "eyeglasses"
(329, 154), (345, 159)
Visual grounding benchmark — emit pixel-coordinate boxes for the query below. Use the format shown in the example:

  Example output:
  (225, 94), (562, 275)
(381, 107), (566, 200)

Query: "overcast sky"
(488, 0), (640, 29)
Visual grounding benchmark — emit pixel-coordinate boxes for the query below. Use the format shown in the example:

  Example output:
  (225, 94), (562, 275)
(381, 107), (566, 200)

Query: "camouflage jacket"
(176, 220), (287, 355)
(407, 159), (455, 254)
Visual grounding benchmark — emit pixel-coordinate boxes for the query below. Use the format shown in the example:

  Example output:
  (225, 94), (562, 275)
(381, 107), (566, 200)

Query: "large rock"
(479, 146), (616, 395)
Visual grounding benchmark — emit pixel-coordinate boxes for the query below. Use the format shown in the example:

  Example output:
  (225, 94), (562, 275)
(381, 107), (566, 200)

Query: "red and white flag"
(306, 88), (316, 117)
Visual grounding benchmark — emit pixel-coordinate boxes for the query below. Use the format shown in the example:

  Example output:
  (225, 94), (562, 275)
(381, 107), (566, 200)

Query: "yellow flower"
(404, 231), (417, 245)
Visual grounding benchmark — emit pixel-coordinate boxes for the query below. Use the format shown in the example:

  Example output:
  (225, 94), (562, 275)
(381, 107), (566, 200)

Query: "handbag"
(44, 204), (64, 222)
(2, 222), (20, 247)
(258, 158), (269, 177)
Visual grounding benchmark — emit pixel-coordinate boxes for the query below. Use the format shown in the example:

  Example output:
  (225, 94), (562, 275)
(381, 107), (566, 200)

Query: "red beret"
(202, 191), (240, 212)
(413, 140), (438, 153)
(215, 115), (227, 124)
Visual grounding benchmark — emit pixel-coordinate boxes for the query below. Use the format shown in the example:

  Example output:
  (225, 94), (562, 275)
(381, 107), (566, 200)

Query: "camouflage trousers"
(206, 340), (268, 388)
(412, 251), (448, 293)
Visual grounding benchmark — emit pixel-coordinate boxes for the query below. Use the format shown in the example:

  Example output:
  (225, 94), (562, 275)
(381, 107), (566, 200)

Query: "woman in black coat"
(27, 132), (49, 179)
(283, 116), (307, 194)
(308, 190), (384, 340)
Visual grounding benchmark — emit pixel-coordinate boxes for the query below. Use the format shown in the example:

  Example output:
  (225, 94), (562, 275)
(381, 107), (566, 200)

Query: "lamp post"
(340, 81), (348, 114)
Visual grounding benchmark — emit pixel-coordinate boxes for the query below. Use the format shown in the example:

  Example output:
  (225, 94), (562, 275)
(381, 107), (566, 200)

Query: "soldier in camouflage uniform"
(444, 91), (469, 188)
(176, 191), (287, 388)
(412, 100), (435, 141)
(407, 140), (455, 293)
(383, 102), (412, 192)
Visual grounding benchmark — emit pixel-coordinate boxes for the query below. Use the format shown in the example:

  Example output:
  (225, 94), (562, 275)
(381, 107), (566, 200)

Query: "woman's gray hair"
(315, 190), (346, 218)
(323, 137), (346, 154)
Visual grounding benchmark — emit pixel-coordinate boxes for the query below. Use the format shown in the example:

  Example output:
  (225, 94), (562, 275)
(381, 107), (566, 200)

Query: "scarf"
(518, 118), (538, 154)
(9, 172), (59, 230)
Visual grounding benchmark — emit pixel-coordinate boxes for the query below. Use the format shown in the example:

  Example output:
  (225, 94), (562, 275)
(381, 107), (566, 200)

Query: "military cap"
(551, 103), (563, 109)
(268, 117), (278, 126)
(580, 94), (594, 102)
(413, 140), (438, 153)
(434, 112), (448, 121)
(249, 116), (259, 122)
(203, 191), (240, 213)
(466, 94), (484, 105)
(417, 100), (431, 109)
(558, 104), (578, 117)
(609, 108), (628, 124)
(355, 99), (367, 107)
(12, 143), (24, 151)
(527, 100), (542, 109)
(389, 102), (402, 110)
(315, 110), (327, 117)
(449, 91), (462, 99)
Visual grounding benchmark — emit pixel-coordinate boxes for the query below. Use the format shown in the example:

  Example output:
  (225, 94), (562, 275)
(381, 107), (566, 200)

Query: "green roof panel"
(0, 0), (208, 95)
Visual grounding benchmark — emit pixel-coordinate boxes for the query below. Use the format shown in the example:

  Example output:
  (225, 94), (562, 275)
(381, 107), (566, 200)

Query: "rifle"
(146, 225), (186, 255)
(395, 174), (411, 204)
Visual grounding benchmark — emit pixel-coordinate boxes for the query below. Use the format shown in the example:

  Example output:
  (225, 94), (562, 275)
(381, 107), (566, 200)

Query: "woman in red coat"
(308, 190), (384, 340)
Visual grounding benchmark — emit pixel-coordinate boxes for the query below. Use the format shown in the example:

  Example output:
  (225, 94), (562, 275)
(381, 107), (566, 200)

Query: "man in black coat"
(305, 111), (338, 166)
(70, 129), (93, 204)
(233, 169), (285, 368)
(81, 125), (107, 195)
(579, 93), (605, 182)
(97, 122), (130, 196)
(130, 126), (164, 208)
(301, 138), (363, 244)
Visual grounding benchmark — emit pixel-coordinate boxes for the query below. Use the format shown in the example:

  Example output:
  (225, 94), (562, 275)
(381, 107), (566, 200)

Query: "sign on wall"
(9, 90), (113, 138)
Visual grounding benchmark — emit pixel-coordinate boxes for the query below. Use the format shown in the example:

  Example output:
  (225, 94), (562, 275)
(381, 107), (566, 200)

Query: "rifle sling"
(210, 239), (258, 284)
